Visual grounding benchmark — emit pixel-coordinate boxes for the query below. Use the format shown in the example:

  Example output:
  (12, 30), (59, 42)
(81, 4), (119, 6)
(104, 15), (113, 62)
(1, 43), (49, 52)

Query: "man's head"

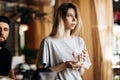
(0, 16), (10, 47)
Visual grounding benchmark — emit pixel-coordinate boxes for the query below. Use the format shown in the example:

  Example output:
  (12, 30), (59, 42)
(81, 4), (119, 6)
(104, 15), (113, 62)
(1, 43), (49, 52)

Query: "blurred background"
(0, 0), (120, 80)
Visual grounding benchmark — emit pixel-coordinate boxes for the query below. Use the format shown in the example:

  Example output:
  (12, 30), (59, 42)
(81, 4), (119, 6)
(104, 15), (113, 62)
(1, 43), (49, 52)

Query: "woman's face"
(64, 8), (77, 30)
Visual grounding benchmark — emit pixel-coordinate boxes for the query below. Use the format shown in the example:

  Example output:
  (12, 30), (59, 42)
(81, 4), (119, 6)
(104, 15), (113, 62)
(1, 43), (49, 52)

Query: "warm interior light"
(16, 17), (21, 22)
(114, 0), (119, 2)
(113, 25), (120, 36)
(20, 24), (29, 31)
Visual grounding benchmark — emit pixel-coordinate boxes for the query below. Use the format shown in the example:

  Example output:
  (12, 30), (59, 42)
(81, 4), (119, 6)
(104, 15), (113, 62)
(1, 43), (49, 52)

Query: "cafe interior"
(0, 0), (120, 80)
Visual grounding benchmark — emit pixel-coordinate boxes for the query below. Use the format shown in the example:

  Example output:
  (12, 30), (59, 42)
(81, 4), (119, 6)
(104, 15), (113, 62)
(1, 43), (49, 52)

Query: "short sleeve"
(38, 38), (50, 68)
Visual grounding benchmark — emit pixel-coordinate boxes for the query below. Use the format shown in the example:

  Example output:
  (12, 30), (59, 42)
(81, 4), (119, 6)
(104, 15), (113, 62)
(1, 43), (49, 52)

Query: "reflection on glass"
(39, 72), (57, 80)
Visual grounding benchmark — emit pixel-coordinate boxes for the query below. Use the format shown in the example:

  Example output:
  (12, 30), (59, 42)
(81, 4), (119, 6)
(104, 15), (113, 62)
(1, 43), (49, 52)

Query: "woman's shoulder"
(42, 36), (54, 43)
(74, 36), (84, 41)
(73, 36), (85, 44)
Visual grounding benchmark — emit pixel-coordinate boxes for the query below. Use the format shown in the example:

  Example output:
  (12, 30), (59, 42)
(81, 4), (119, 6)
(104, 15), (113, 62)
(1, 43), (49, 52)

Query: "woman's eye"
(67, 14), (72, 17)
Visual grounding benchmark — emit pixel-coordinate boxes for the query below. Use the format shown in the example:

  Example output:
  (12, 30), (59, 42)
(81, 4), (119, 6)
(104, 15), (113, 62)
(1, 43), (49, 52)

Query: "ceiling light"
(114, 0), (119, 2)
(20, 24), (29, 31)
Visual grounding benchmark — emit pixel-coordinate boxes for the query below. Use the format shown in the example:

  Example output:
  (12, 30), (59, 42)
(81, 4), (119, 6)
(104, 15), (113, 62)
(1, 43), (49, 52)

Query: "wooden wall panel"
(25, 5), (53, 50)
(79, 0), (94, 80)
(25, 18), (44, 50)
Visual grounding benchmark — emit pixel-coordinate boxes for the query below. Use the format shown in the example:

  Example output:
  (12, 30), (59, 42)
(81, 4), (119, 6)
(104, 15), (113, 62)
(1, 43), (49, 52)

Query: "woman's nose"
(72, 17), (77, 21)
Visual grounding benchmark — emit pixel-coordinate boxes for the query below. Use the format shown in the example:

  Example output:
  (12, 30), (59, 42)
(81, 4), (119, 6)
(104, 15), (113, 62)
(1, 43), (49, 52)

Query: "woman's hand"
(70, 49), (87, 70)
(65, 60), (82, 70)
(78, 49), (87, 63)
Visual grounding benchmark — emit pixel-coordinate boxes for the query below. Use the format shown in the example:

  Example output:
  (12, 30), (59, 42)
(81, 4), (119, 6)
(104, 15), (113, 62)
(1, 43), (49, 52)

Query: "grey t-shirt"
(38, 36), (91, 80)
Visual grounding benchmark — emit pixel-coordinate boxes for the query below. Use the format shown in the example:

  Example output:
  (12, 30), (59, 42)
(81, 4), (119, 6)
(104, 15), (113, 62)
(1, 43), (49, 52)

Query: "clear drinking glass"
(39, 72), (57, 80)
(73, 49), (84, 64)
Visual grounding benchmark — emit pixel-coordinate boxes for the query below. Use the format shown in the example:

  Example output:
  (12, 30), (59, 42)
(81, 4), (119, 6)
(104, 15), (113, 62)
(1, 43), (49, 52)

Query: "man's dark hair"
(0, 16), (11, 26)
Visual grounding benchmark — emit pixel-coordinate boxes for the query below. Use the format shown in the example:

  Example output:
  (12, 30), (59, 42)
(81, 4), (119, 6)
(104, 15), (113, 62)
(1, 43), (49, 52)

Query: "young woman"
(37, 2), (91, 80)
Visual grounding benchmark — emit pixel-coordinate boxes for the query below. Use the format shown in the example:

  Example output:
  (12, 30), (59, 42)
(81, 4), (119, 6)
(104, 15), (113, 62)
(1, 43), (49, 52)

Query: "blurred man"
(0, 16), (15, 79)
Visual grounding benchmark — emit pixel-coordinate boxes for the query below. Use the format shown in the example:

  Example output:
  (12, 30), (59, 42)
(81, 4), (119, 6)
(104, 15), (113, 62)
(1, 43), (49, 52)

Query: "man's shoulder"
(2, 47), (9, 51)
(2, 47), (11, 54)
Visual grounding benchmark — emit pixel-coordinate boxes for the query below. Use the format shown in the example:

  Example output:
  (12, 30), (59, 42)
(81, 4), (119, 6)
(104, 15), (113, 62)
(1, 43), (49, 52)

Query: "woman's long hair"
(49, 2), (83, 38)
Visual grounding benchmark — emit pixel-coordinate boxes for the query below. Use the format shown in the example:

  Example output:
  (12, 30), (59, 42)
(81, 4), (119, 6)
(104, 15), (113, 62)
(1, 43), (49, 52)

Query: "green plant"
(21, 45), (38, 64)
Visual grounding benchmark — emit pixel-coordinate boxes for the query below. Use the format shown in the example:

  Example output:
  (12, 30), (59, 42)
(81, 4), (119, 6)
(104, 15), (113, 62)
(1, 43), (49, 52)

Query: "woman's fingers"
(78, 49), (87, 62)
(65, 60), (85, 70)
(67, 49), (88, 69)
(65, 61), (77, 68)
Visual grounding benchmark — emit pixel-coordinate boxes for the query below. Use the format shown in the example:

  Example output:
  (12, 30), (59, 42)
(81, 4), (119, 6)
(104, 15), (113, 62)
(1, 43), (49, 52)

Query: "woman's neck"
(64, 30), (72, 39)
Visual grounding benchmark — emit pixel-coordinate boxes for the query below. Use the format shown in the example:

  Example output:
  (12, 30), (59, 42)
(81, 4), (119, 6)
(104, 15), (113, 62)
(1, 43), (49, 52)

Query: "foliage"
(21, 45), (38, 64)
